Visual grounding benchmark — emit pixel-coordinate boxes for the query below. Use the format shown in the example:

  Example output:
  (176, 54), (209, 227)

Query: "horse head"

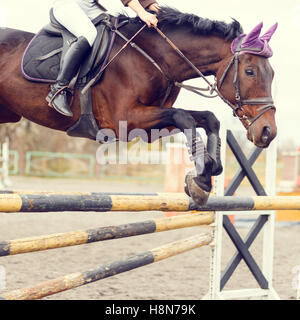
(216, 22), (278, 148)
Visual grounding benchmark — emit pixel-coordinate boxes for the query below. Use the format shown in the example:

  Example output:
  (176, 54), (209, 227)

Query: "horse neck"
(141, 30), (233, 82)
(179, 36), (234, 81)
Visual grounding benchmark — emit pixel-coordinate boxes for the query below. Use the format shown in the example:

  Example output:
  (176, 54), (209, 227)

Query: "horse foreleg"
(127, 106), (213, 205)
(188, 110), (223, 176)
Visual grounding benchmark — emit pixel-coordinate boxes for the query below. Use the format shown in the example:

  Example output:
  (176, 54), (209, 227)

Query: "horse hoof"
(212, 161), (223, 176)
(184, 171), (210, 206)
(184, 182), (191, 197)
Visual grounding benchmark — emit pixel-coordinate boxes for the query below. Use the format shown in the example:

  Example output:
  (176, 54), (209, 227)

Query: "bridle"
(153, 28), (276, 129)
(216, 36), (276, 127)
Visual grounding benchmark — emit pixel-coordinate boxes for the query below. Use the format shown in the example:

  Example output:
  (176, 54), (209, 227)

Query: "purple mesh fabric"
(231, 22), (278, 57)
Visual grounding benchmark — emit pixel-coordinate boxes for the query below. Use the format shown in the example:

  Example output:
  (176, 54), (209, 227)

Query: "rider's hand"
(127, 0), (159, 28)
(137, 10), (158, 28)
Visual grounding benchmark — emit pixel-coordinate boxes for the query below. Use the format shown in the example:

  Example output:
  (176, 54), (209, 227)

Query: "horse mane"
(117, 6), (243, 41)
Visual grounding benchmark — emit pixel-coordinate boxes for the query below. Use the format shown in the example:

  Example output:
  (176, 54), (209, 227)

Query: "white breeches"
(53, 0), (104, 46)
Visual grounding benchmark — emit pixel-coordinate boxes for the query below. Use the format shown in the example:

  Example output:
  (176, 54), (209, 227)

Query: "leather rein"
(82, 19), (275, 128)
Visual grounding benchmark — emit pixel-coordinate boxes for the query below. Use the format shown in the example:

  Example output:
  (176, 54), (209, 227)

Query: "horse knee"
(172, 109), (196, 130)
(206, 111), (220, 133)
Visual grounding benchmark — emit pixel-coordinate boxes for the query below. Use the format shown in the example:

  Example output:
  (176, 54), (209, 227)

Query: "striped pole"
(0, 212), (214, 256)
(0, 193), (300, 212)
(0, 233), (212, 300)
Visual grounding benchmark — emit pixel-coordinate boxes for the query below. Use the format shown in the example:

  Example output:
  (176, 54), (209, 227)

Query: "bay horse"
(0, 7), (277, 205)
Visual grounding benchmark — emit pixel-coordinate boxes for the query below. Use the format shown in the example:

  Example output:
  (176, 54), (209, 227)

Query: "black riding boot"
(46, 36), (91, 117)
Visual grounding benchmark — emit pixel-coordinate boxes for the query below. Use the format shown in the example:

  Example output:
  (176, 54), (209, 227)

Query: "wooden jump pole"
(0, 193), (300, 212)
(0, 212), (214, 257)
(0, 233), (212, 300)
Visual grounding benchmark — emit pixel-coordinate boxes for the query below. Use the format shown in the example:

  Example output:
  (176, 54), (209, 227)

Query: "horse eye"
(245, 69), (255, 76)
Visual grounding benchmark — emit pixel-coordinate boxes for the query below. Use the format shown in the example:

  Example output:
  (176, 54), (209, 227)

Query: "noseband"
(217, 37), (276, 128)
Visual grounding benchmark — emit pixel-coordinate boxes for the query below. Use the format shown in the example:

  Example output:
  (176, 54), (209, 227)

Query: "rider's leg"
(46, 1), (97, 116)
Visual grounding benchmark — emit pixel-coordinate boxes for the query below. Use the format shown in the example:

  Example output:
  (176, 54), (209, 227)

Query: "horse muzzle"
(247, 123), (277, 148)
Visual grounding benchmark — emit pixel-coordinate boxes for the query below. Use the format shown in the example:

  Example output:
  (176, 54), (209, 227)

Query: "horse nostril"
(261, 126), (271, 144)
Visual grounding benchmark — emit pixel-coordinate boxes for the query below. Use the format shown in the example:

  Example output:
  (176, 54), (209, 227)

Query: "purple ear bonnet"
(231, 22), (278, 57)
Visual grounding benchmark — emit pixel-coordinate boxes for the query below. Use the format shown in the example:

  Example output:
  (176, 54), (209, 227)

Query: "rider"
(46, 0), (160, 117)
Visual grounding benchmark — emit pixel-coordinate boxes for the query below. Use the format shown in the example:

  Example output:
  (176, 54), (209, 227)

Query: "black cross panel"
(220, 130), (270, 290)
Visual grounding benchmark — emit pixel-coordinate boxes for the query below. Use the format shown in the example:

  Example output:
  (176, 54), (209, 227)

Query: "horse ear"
(242, 22), (263, 46)
(260, 23), (278, 42)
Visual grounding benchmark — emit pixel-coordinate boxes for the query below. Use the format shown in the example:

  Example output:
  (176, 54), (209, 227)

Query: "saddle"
(21, 10), (118, 141)
(22, 9), (114, 86)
